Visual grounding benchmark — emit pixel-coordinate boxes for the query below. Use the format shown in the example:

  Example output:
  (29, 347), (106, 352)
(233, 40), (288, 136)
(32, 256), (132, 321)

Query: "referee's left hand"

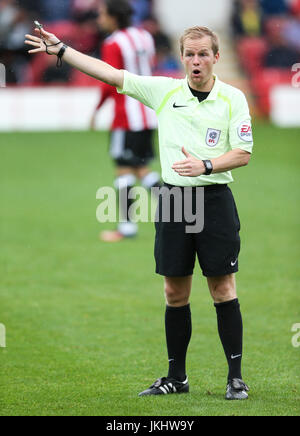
(172, 147), (205, 177)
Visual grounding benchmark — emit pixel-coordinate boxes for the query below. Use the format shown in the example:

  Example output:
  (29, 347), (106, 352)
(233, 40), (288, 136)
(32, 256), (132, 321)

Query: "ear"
(214, 52), (220, 64)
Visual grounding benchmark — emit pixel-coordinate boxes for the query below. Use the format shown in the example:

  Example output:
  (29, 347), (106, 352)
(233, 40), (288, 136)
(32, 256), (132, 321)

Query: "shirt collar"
(182, 74), (220, 102)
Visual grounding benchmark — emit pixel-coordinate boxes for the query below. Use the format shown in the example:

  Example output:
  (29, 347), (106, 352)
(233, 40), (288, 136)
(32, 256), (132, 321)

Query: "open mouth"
(192, 69), (201, 76)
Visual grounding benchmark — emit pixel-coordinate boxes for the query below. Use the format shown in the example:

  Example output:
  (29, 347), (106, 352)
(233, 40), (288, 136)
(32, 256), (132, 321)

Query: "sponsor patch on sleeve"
(237, 121), (253, 143)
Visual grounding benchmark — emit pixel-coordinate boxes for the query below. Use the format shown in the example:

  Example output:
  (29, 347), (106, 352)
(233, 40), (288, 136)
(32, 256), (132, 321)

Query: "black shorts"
(109, 129), (155, 167)
(154, 184), (241, 278)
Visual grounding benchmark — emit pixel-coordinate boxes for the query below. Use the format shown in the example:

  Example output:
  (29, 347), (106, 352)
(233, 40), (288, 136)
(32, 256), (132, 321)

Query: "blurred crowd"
(0, 0), (180, 85)
(231, 0), (300, 115)
(1, 0), (299, 117)
(232, 0), (300, 68)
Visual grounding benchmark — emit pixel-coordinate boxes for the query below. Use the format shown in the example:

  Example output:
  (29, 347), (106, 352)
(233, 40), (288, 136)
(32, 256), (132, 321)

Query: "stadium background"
(0, 0), (299, 416)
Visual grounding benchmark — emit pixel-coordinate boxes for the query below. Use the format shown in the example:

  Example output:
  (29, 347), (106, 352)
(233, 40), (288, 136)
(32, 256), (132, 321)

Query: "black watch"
(202, 160), (213, 175)
(56, 44), (68, 68)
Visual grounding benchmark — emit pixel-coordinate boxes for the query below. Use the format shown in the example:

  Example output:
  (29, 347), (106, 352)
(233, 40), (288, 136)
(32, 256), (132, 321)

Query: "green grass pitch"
(0, 122), (299, 416)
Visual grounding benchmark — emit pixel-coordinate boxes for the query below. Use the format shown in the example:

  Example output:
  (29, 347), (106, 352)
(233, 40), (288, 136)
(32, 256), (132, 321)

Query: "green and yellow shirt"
(118, 71), (253, 186)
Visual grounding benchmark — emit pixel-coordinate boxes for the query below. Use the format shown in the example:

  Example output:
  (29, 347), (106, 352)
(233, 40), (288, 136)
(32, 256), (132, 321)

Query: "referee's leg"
(164, 276), (193, 382)
(207, 273), (244, 382)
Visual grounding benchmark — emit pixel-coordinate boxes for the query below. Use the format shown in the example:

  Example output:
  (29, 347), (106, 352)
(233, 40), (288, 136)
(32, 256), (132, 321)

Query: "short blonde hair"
(180, 26), (219, 56)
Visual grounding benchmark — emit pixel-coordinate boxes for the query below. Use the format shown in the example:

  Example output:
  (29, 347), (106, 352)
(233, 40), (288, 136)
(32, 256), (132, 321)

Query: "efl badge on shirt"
(206, 128), (221, 147)
(238, 121), (253, 142)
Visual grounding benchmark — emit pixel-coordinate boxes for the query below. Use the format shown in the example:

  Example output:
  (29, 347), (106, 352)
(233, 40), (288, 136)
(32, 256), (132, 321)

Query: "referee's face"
(181, 36), (219, 91)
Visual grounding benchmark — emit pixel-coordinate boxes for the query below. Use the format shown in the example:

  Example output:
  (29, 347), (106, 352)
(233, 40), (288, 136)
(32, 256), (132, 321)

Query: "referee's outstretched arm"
(25, 27), (124, 89)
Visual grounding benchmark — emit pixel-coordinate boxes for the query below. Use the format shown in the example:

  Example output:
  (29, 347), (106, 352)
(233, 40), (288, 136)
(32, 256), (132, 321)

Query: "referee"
(25, 25), (253, 400)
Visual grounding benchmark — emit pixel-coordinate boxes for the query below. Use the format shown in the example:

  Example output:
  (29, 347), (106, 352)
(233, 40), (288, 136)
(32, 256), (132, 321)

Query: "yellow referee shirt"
(118, 71), (253, 186)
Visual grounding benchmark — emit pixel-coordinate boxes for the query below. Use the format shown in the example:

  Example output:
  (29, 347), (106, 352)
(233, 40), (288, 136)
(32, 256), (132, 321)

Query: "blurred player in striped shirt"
(92, 0), (161, 242)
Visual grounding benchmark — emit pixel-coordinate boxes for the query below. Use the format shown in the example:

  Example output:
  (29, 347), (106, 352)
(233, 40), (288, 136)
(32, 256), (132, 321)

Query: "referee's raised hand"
(25, 25), (124, 88)
(172, 147), (205, 177)
(25, 28), (63, 56)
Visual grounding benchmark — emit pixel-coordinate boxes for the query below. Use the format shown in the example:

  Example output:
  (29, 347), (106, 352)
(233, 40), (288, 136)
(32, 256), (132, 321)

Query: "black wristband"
(56, 44), (68, 68)
(202, 159), (213, 175)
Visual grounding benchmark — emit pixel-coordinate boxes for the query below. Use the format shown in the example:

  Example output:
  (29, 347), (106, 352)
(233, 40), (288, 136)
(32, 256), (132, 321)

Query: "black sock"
(214, 298), (243, 382)
(165, 304), (192, 382)
(118, 185), (134, 221)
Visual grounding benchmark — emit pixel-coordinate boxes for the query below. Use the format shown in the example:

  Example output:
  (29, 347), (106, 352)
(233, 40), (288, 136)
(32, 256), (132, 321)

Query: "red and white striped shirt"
(95, 27), (157, 131)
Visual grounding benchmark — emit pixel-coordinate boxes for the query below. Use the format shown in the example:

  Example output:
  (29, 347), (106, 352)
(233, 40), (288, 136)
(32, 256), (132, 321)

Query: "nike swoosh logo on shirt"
(173, 103), (188, 108)
(231, 259), (238, 266)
